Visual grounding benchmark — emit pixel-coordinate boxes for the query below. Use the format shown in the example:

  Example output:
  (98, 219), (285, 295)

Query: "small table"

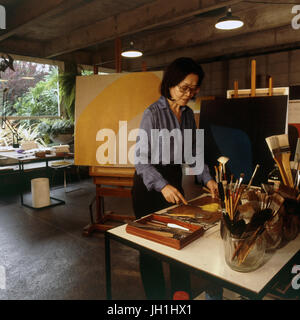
(105, 197), (300, 300)
(0, 150), (73, 209)
(49, 159), (79, 193)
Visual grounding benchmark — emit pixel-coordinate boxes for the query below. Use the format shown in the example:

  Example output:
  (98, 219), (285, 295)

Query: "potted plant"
(49, 118), (74, 144)
(16, 123), (47, 147)
(58, 63), (82, 122)
(36, 118), (73, 144)
(37, 118), (74, 144)
(36, 63), (81, 145)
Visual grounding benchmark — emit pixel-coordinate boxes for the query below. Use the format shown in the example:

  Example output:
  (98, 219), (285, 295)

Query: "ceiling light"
(215, 7), (244, 30)
(121, 41), (143, 58)
(0, 79), (8, 82)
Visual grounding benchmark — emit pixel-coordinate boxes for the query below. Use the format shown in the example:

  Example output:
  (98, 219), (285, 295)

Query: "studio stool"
(50, 160), (80, 192)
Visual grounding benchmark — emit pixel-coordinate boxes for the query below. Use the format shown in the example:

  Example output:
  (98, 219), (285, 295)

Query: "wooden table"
(83, 166), (135, 236)
(105, 195), (300, 300)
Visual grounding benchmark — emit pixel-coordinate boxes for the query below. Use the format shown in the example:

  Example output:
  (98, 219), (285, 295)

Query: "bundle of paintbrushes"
(266, 134), (299, 192)
(223, 173), (246, 222)
(215, 156), (261, 215)
(223, 190), (285, 267)
(214, 157), (243, 215)
(263, 182), (300, 243)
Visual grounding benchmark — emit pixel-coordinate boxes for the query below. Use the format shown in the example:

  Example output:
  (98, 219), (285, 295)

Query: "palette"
(166, 204), (221, 224)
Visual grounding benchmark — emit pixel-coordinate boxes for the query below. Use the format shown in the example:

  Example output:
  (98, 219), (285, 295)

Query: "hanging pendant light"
(215, 7), (244, 30)
(121, 41), (143, 58)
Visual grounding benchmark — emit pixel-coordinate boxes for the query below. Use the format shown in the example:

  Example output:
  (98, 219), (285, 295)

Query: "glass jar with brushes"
(279, 192), (300, 242)
(221, 190), (285, 272)
(223, 225), (266, 273)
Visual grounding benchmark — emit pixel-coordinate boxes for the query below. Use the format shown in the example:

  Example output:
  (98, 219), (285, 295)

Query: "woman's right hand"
(161, 184), (188, 205)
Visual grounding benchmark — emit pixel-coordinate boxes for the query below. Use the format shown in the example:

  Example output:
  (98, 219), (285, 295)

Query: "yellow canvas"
(74, 72), (162, 167)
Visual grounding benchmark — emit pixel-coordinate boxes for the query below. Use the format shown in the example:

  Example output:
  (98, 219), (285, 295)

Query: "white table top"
(0, 150), (41, 161)
(108, 216), (300, 296)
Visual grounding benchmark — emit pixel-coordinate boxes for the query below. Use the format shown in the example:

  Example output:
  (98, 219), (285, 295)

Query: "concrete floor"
(0, 174), (207, 300)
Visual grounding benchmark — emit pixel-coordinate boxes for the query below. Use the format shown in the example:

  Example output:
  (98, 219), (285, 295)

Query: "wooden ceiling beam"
(0, 0), (84, 42)
(44, 0), (242, 58)
(54, 51), (94, 66)
(0, 38), (45, 57)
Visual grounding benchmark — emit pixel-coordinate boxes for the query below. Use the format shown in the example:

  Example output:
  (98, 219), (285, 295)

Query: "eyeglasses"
(177, 84), (199, 95)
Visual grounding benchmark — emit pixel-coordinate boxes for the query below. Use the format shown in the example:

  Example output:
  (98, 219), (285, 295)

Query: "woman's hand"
(161, 184), (188, 205)
(206, 179), (218, 198)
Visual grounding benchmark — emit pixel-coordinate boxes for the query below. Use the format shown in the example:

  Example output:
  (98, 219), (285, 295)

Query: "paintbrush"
(236, 173), (245, 192)
(218, 156), (229, 181)
(147, 230), (174, 238)
(232, 174), (244, 203)
(233, 176), (239, 194)
(233, 185), (246, 217)
(217, 181), (227, 217)
(276, 134), (294, 187)
(214, 165), (219, 183)
(266, 135), (289, 186)
(229, 174), (233, 192)
(127, 221), (190, 238)
(219, 163), (223, 181)
(294, 161), (300, 189)
(247, 164), (260, 189)
(146, 220), (190, 232)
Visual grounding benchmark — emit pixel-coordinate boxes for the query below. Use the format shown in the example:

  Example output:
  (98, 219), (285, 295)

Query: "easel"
(228, 59), (289, 99)
(83, 38), (137, 236)
(82, 166), (135, 236)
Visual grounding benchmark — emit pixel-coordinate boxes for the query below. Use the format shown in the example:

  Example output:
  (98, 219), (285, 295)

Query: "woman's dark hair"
(160, 57), (205, 99)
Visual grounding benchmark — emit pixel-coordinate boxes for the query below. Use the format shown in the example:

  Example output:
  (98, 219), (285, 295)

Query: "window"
(0, 59), (59, 119)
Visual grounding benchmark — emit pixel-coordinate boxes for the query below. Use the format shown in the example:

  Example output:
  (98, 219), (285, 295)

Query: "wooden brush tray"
(126, 214), (204, 250)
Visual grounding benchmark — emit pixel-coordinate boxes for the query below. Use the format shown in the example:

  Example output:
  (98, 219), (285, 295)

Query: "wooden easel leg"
(82, 188), (134, 237)
(83, 171), (136, 236)
(82, 193), (115, 236)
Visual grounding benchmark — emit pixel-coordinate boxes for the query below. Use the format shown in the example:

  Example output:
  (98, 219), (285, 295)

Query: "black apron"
(131, 164), (190, 299)
(131, 164), (184, 219)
